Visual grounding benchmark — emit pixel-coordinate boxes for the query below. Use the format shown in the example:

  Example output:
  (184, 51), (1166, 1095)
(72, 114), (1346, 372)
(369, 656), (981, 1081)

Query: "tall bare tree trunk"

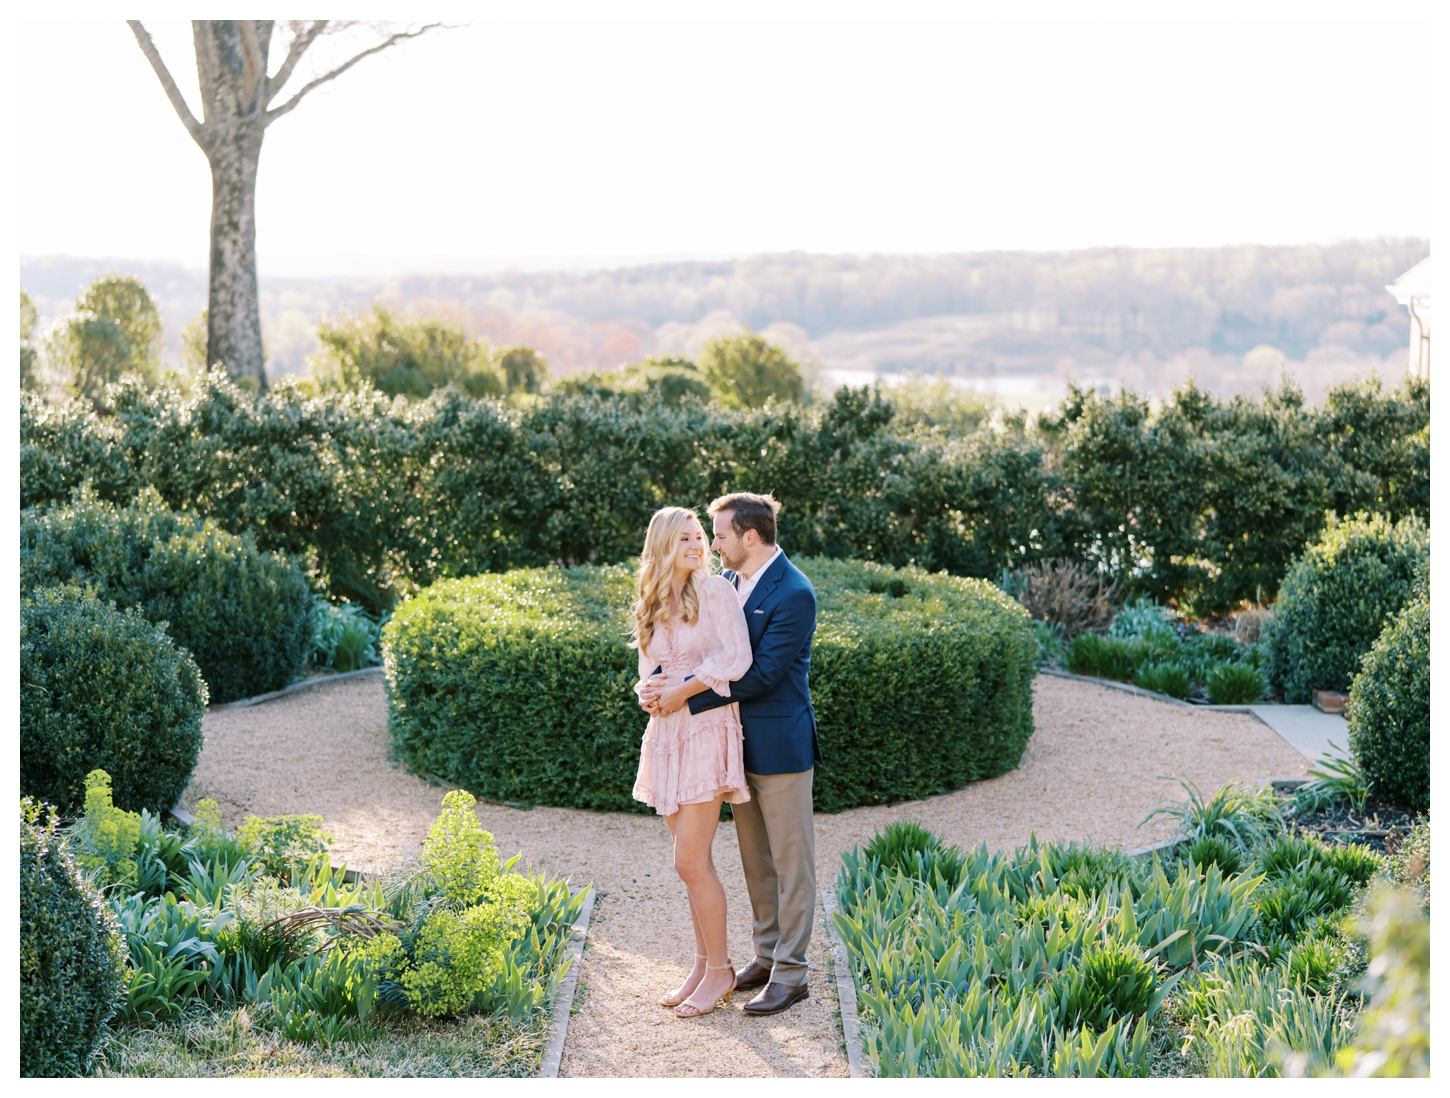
(194, 21), (271, 388)
(128, 19), (442, 391)
(207, 130), (266, 384)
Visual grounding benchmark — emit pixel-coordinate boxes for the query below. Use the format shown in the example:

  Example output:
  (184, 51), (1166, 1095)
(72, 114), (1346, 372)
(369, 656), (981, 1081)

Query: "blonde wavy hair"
(630, 506), (709, 654)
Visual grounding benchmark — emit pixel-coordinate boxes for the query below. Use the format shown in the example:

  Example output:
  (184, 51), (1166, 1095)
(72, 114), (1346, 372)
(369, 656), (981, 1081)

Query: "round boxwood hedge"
(20, 490), (314, 703)
(1263, 512), (1428, 703)
(384, 557), (1037, 813)
(21, 798), (127, 1077)
(21, 586), (207, 815)
(1349, 574), (1429, 811)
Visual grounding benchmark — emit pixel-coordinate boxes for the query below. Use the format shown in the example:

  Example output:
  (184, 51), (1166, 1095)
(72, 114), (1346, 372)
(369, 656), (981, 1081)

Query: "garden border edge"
(820, 888), (867, 1079)
(1036, 667), (1257, 711)
(538, 885), (596, 1079)
(212, 665), (383, 710)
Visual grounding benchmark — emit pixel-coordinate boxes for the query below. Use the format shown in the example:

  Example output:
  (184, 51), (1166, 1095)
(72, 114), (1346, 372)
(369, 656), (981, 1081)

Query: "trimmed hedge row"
(384, 558), (1037, 813)
(21, 369), (1428, 614)
(20, 491), (313, 703)
(1349, 574), (1430, 811)
(1263, 513), (1429, 703)
(21, 587), (206, 815)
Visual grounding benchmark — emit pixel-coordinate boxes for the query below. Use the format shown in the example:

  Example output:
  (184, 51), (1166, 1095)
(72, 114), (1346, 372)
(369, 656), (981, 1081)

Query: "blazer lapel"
(742, 552), (787, 619)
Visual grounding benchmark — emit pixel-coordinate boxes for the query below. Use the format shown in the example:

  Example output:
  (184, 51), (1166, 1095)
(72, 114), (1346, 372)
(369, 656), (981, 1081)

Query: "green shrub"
(21, 799), (128, 1077)
(1135, 661), (1190, 699)
(311, 306), (504, 400)
(21, 587), (206, 815)
(1264, 513), (1428, 703)
(21, 372), (1429, 615)
(1330, 887), (1429, 1077)
(1377, 817), (1429, 911)
(1206, 663), (1265, 705)
(21, 491), (314, 703)
(555, 357), (713, 406)
(1348, 576), (1428, 810)
(384, 558), (1037, 813)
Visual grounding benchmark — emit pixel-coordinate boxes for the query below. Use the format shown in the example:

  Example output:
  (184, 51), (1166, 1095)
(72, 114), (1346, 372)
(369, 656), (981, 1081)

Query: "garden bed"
(36, 776), (585, 1079)
(830, 788), (1429, 1078)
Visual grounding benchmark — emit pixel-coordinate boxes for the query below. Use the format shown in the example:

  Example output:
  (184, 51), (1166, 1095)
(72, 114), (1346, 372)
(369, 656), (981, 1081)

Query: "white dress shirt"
(733, 545), (782, 608)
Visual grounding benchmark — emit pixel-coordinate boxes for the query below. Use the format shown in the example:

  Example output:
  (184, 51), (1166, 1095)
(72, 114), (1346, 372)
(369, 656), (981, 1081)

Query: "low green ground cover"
(384, 557), (1036, 813)
(22, 778), (584, 1078)
(832, 782), (1429, 1078)
(1055, 600), (1265, 704)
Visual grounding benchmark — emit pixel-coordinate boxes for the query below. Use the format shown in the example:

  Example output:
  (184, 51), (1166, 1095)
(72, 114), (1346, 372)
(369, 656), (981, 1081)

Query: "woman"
(631, 505), (753, 1017)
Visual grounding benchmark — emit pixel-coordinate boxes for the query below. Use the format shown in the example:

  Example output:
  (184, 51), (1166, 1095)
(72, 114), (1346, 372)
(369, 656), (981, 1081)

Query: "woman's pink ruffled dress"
(632, 574), (754, 817)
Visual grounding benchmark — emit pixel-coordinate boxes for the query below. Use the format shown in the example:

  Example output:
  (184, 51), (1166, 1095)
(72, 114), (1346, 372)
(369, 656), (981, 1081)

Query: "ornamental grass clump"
(1206, 663), (1265, 705)
(384, 558), (1037, 813)
(1135, 661), (1191, 700)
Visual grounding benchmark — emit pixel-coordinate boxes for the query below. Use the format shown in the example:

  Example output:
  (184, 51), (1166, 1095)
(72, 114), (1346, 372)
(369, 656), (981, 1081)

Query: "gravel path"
(186, 672), (1308, 1078)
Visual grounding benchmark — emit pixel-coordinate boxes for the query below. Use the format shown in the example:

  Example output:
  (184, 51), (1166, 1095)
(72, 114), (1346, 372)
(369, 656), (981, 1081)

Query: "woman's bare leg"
(661, 814), (708, 1005)
(670, 799), (735, 1014)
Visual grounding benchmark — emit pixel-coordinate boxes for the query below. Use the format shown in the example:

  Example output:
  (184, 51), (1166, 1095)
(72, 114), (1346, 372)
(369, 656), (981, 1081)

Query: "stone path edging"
(538, 886), (596, 1079)
(819, 889), (867, 1079)
(213, 666), (384, 711)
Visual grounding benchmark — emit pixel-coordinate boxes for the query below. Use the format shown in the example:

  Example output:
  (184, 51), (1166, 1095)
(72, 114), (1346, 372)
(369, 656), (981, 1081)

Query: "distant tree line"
(385, 239), (1429, 356)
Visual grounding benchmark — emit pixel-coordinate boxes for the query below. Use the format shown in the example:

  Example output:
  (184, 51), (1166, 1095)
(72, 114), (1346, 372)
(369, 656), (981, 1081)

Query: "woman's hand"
(656, 682), (692, 716)
(639, 674), (672, 716)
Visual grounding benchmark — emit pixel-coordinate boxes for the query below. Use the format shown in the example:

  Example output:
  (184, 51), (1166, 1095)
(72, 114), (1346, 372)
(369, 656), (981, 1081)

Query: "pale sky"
(16, 2), (1437, 276)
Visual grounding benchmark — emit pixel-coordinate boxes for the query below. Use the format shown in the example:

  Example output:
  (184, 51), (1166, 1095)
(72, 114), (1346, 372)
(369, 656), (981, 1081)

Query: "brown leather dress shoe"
(742, 981), (810, 1016)
(734, 960), (772, 990)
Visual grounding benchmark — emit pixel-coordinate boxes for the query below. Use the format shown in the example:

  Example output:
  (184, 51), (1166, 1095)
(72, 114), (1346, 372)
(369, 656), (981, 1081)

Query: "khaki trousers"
(735, 768), (816, 987)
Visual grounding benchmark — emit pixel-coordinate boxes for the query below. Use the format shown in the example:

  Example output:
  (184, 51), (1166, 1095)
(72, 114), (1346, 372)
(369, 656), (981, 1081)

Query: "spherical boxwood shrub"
(21, 798), (127, 1077)
(1264, 512), (1428, 703)
(384, 558), (1036, 813)
(20, 490), (314, 703)
(21, 586), (207, 815)
(1348, 576), (1429, 810)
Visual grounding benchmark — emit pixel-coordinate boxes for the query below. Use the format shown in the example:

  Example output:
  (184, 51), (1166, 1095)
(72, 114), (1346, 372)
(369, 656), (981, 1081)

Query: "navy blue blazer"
(686, 551), (822, 775)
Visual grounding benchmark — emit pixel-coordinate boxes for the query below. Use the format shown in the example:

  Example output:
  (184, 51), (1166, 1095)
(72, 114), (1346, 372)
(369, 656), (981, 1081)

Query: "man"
(646, 491), (820, 1016)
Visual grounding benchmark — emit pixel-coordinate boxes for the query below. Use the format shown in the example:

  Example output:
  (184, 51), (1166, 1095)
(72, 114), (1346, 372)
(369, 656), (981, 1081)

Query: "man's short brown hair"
(707, 492), (782, 546)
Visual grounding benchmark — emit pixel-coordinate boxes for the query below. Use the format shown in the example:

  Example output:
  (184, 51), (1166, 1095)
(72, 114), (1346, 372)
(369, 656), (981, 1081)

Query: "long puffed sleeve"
(691, 575), (752, 696)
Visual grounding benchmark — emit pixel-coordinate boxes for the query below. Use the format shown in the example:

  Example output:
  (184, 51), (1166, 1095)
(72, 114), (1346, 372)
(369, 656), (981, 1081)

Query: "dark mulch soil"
(1278, 796), (1422, 855)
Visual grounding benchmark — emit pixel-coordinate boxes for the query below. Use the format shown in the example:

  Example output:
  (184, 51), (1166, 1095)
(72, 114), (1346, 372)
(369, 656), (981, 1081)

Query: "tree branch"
(265, 23), (445, 125)
(237, 21), (268, 114)
(265, 21), (329, 107)
(127, 20), (207, 148)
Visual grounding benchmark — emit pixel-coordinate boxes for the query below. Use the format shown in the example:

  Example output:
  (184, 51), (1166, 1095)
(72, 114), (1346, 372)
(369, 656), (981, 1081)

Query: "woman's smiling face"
(674, 514), (706, 578)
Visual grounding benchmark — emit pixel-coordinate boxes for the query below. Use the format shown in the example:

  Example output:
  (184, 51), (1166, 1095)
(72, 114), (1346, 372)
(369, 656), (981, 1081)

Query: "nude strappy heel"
(660, 955), (708, 1008)
(673, 961), (736, 1017)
